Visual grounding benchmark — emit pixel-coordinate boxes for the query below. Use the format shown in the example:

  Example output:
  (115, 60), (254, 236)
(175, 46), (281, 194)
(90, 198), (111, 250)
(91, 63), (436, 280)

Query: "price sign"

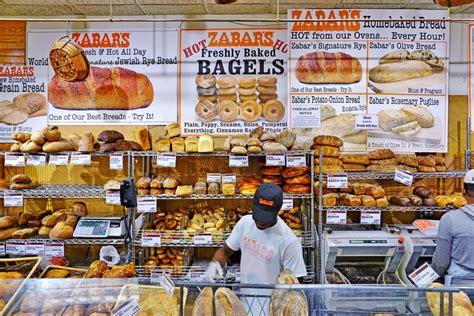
(266, 154), (286, 166)
(70, 154), (91, 165)
(360, 210), (381, 225)
(156, 154), (177, 168)
(111, 298), (141, 316)
(48, 153), (69, 165)
(194, 233), (212, 245)
(160, 271), (175, 297)
(327, 174), (348, 189)
(0, 242), (5, 256)
(4, 192), (24, 207)
(281, 198), (294, 210)
(207, 173), (221, 183)
(141, 232), (161, 247)
(45, 243), (65, 257)
(222, 173), (236, 183)
(5, 153), (25, 167)
(394, 169), (414, 186)
(27, 154), (47, 166)
(26, 242), (44, 255)
(326, 210), (347, 224)
(229, 155), (249, 167)
(409, 262), (440, 287)
(106, 191), (121, 205)
(6, 241), (26, 256)
(355, 114), (379, 129)
(286, 155), (306, 167)
(109, 153), (123, 170)
(137, 196), (157, 213)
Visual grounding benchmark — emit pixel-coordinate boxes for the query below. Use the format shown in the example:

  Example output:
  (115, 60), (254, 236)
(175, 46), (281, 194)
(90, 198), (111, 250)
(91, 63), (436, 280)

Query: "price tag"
(160, 271), (175, 297)
(106, 191), (121, 205)
(6, 241), (26, 256)
(326, 210), (347, 224)
(281, 198), (294, 210)
(5, 153), (25, 167)
(194, 233), (212, 245)
(111, 298), (141, 316)
(266, 154), (286, 166)
(141, 232), (161, 247)
(70, 153), (91, 165)
(394, 169), (413, 186)
(45, 243), (65, 257)
(229, 155), (249, 167)
(109, 153), (123, 170)
(355, 114), (379, 129)
(4, 192), (24, 207)
(150, 270), (163, 283)
(137, 196), (157, 213)
(360, 210), (381, 225)
(222, 173), (236, 183)
(286, 155), (306, 167)
(409, 262), (440, 287)
(0, 242), (5, 256)
(207, 173), (221, 183)
(327, 174), (348, 189)
(156, 154), (177, 168)
(26, 242), (44, 255)
(27, 154), (47, 166)
(48, 153), (69, 165)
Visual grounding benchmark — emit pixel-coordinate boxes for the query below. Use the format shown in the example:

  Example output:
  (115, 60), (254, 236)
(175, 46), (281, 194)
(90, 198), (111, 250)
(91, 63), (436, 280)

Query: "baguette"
(369, 60), (433, 83)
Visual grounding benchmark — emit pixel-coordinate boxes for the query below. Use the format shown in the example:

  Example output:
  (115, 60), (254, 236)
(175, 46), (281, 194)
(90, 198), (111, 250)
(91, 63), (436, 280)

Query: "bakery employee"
(432, 169), (474, 286)
(205, 183), (307, 284)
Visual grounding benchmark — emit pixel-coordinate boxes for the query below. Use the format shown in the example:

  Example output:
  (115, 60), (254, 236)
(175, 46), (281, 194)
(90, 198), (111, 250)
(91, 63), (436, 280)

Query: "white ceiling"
(1, 0), (474, 16)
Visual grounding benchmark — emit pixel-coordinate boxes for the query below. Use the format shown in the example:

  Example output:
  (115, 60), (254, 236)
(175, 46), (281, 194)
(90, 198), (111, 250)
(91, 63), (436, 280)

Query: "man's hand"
(205, 260), (223, 282)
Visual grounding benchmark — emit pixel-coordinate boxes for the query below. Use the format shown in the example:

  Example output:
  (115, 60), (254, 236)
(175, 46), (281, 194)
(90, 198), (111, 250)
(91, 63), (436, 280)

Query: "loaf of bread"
(43, 140), (75, 152)
(192, 287), (213, 316)
(12, 227), (38, 239)
(343, 163), (366, 171)
(315, 157), (343, 167)
(376, 197), (389, 208)
(0, 227), (19, 240)
(407, 195), (423, 206)
(368, 149), (395, 160)
(367, 164), (397, 172)
(78, 132), (94, 153)
(322, 193), (338, 206)
(341, 155), (370, 165)
(198, 134), (214, 153)
(341, 195), (362, 207)
(313, 135), (343, 147)
(185, 136), (198, 152)
(171, 137), (185, 152)
(296, 51), (362, 84)
(313, 145), (340, 158)
(283, 184), (311, 194)
(369, 60), (433, 83)
(134, 127), (151, 151)
(0, 216), (17, 229)
(418, 156), (436, 167)
(365, 186), (386, 199)
(48, 66), (154, 110)
(49, 222), (74, 239)
(397, 155), (419, 167)
(389, 196), (412, 206)
(397, 165), (418, 173)
(282, 167), (308, 178)
(361, 195), (376, 207)
(214, 288), (247, 316)
(418, 166), (436, 172)
(370, 158), (397, 165)
(315, 165), (344, 174)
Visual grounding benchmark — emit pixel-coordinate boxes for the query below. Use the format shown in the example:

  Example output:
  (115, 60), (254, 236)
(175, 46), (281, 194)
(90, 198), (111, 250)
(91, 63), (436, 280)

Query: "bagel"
(258, 76), (277, 86)
(238, 77), (257, 88)
(258, 93), (278, 103)
(239, 94), (257, 102)
(257, 85), (277, 94)
(198, 94), (218, 103)
(238, 87), (256, 96)
(217, 75), (238, 88)
(218, 100), (239, 122)
(195, 74), (217, 88)
(197, 86), (218, 96)
(263, 99), (285, 122)
(240, 100), (262, 122)
(219, 94), (237, 102)
(195, 100), (218, 122)
(219, 87), (237, 95)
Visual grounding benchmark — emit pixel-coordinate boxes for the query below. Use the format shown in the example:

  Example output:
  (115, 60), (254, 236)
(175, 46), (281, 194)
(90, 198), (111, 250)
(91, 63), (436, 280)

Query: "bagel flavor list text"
(288, 9), (448, 153)
(179, 27), (289, 136)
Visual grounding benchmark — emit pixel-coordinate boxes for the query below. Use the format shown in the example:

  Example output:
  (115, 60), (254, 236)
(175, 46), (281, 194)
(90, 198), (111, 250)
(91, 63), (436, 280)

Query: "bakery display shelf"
(321, 206), (454, 212)
(317, 170), (466, 180)
(149, 193), (312, 200)
(1, 184), (105, 198)
(6, 236), (126, 245)
(3, 151), (131, 157)
(132, 150), (312, 158)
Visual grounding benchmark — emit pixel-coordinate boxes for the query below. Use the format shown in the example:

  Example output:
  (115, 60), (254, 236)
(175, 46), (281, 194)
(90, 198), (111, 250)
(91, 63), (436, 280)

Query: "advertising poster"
(178, 27), (288, 135)
(469, 24), (474, 132)
(288, 9), (449, 152)
(27, 25), (178, 125)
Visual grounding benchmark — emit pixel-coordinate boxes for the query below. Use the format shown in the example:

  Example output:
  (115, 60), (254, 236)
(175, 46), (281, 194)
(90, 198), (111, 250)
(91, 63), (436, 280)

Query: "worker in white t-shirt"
(205, 183), (307, 284)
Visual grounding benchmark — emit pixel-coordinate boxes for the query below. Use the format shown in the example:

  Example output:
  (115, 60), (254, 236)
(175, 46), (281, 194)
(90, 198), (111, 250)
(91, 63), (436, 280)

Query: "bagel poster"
(288, 9), (449, 153)
(178, 27), (288, 135)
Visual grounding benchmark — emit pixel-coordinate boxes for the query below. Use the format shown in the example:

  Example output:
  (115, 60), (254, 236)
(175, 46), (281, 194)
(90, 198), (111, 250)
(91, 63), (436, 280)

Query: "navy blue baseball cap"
(252, 183), (283, 225)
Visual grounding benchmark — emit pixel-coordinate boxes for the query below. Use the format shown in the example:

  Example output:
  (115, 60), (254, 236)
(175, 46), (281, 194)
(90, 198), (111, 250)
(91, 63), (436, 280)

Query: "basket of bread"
(49, 36), (89, 82)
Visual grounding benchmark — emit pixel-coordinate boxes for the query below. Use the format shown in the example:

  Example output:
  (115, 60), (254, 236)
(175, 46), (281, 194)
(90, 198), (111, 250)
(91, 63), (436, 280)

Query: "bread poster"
(178, 26), (288, 136)
(288, 9), (449, 153)
(0, 65), (48, 142)
(27, 22), (178, 125)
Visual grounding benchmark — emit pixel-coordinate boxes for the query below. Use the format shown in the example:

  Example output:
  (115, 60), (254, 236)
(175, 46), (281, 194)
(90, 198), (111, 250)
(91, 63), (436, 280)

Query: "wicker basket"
(49, 36), (90, 82)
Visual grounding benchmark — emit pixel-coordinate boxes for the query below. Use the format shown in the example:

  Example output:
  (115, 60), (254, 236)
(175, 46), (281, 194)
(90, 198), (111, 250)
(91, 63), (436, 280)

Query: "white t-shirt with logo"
(226, 215), (307, 284)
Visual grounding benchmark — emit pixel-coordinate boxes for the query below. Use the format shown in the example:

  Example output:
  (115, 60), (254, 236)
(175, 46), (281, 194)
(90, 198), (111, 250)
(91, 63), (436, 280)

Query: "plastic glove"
(205, 260), (223, 283)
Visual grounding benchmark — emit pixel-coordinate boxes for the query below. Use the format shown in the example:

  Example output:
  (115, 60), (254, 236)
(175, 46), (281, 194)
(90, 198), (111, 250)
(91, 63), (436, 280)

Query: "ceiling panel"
(2, 0), (71, 4)
(138, 0), (203, 4)
(0, 4), (81, 16)
(74, 4), (144, 15)
(206, 3), (271, 14)
(140, 4), (207, 15)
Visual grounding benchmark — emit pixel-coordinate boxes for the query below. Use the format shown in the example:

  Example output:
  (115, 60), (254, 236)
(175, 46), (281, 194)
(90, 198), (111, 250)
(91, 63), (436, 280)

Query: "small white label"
(409, 262), (440, 287)
(291, 104), (321, 129)
(48, 153), (69, 165)
(70, 154), (91, 165)
(327, 174), (348, 188)
(355, 114), (379, 129)
(4, 192), (24, 207)
(266, 154), (286, 166)
(222, 173), (236, 183)
(326, 210), (347, 224)
(360, 210), (381, 225)
(112, 298), (141, 316)
(0, 242), (5, 256)
(281, 198), (294, 210)
(156, 154), (177, 168)
(141, 232), (161, 247)
(27, 154), (47, 166)
(207, 173), (221, 183)
(106, 191), (121, 205)
(5, 153), (25, 167)
(394, 169), (414, 186)
(137, 196), (157, 213)
(6, 241), (26, 255)
(286, 155), (306, 167)
(109, 153), (123, 170)
(45, 243), (65, 256)
(160, 271), (175, 296)
(194, 233), (213, 245)
(26, 242), (44, 255)
(150, 271), (162, 283)
(229, 155), (249, 167)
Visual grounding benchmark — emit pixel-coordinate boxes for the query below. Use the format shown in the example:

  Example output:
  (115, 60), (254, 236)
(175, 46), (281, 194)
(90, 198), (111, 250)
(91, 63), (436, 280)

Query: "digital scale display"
(73, 219), (110, 238)
(349, 240), (388, 244)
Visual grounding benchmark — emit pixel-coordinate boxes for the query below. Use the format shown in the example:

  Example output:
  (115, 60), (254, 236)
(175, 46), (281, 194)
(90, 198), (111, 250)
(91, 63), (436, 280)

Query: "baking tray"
(39, 265), (87, 278)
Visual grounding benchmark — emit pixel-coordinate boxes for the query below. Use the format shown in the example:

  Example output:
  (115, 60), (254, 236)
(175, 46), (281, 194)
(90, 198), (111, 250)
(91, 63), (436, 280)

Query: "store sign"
(4, 153), (25, 167)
